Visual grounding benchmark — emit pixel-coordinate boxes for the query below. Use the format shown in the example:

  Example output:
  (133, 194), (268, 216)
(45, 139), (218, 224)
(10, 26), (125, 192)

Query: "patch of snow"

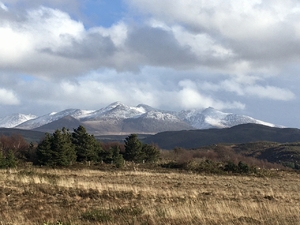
(0, 114), (37, 128)
(5, 102), (279, 130)
(142, 111), (181, 121)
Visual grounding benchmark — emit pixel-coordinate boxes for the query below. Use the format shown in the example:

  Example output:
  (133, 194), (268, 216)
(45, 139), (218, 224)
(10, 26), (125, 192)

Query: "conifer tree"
(36, 133), (52, 165)
(51, 127), (76, 166)
(72, 125), (99, 162)
(6, 150), (17, 168)
(124, 134), (143, 162)
(142, 144), (160, 163)
(36, 128), (76, 167)
(112, 145), (124, 168)
(0, 150), (6, 168)
(98, 148), (113, 163)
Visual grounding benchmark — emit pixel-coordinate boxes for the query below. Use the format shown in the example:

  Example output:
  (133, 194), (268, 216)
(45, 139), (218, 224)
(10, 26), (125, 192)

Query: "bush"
(224, 161), (252, 174)
(224, 161), (239, 173)
(238, 161), (250, 173)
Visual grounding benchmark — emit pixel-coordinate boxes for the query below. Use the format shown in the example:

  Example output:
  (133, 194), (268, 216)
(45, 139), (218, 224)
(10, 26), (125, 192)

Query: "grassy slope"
(0, 167), (300, 225)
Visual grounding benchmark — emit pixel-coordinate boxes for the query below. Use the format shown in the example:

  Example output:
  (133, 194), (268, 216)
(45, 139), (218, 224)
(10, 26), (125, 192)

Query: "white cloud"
(178, 79), (245, 110)
(2, 1), (299, 78)
(0, 88), (19, 105)
(0, 2), (8, 11)
(0, 6), (88, 77)
(245, 85), (295, 100)
(0, 1), (298, 128)
(200, 78), (295, 101)
(127, 0), (300, 72)
(90, 22), (128, 47)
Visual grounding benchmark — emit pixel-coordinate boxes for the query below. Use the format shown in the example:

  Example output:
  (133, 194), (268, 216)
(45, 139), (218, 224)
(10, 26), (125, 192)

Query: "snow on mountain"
(16, 109), (95, 129)
(178, 107), (276, 129)
(83, 102), (148, 120)
(0, 114), (37, 128)
(4, 102), (278, 131)
(136, 104), (159, 112)
(141, 111), (182, 121)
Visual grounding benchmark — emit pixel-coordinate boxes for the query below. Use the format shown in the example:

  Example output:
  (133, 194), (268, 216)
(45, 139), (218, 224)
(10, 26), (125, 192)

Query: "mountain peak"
(1, 102), (278, 133)
(106, 101), (125, 108)
(202, 106), (219, 113)
(136, 104), (157, 112)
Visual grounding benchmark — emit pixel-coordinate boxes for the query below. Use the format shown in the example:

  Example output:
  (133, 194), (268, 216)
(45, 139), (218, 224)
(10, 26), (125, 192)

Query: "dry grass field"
(0, 166), (300, 225)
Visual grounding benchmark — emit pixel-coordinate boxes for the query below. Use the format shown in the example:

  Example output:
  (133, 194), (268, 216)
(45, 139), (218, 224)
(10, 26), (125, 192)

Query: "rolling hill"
(142, 123), (300, 150)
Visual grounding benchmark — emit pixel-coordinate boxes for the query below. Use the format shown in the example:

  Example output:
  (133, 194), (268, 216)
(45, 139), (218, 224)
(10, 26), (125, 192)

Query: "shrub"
(238, 161), (250, 173)
(224, 161), (239, 173)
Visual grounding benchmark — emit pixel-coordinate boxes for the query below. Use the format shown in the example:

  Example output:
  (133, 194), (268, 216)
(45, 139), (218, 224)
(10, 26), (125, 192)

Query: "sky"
(0, 0), (300, 128)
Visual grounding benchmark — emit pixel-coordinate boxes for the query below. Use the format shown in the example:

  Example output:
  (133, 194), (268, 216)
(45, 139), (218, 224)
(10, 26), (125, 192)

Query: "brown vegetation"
(0, 131), (300, 224)
(0, 166), (300, 224)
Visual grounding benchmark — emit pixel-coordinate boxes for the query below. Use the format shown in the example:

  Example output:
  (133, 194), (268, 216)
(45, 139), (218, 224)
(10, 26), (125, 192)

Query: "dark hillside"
(0, 128), (45, 143)
(233, 142), (300, 169)
(142, 124), (300, 149)
(255, 143), (300, 169)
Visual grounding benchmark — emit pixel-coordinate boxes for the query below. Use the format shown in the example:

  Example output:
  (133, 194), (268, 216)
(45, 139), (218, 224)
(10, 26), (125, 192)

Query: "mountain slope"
(0, 114), (37, 128)
(177, 107), (276, 129)
(34, 116), (82, 133)
(82, 102), (146, 120)
(142, 124), (300, 150)
(16, 109), (95, 130)
(122, 111), (194, 133)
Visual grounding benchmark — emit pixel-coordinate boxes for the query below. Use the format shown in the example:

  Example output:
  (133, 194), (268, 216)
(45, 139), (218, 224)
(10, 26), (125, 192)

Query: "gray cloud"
(127, 0), (300, 74)
(0, 0), (299, 128)
(126, 26), (199, 69)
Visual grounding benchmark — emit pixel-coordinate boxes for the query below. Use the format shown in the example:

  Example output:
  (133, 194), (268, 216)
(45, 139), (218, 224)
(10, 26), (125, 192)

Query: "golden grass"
(0, 167), (300, 224)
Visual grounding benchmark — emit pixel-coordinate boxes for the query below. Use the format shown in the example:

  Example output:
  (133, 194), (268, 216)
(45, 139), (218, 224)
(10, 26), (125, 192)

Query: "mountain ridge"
(0, 102), (280, 134)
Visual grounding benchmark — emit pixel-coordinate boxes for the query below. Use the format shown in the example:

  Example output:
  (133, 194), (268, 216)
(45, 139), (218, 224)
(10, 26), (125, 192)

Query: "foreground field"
(0, 166), (300, 225)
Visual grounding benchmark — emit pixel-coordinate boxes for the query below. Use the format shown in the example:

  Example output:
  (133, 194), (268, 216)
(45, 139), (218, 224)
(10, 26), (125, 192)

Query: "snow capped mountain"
(177, 107), (276, 129)
(141, 111), (181, 121)
(0, 114), (37, 128)
(84, 102), (146, 120)
(2, 102), (278, 134)
(16, 109), (95, 129)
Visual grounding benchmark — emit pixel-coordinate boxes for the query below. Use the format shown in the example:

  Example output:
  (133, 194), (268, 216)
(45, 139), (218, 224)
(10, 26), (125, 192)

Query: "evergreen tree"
(98, 148), (113, 163)
(112, 145), (124, 168)
(142, 144), (160, 163)
(52, 127), (76, 166)
(36, 128), (76, 167)
(36, 133), (52, 165)
(6, 150), (17, 168)
(72, 125), (99, 162)
(0, 150), (6, 168)
(124, 134), (143, 162)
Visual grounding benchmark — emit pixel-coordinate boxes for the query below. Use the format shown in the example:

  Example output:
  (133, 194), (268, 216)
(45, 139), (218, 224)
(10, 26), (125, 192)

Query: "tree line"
(0, 125), (160, 168)
(0, 126), (284, 174)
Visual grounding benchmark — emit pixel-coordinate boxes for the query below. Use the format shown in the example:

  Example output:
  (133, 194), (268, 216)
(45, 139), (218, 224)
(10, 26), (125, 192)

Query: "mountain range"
(0, 102), (278, 135)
